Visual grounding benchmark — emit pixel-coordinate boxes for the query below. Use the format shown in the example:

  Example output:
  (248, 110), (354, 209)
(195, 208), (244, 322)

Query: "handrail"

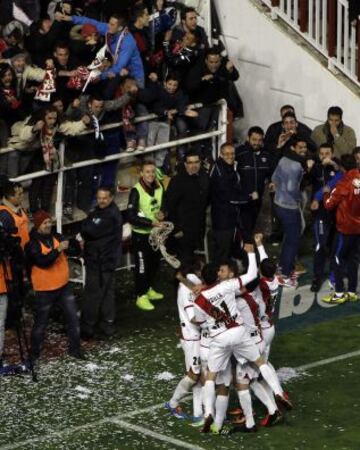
(4, 99), (228, 232)
(260, 0), (360, 88)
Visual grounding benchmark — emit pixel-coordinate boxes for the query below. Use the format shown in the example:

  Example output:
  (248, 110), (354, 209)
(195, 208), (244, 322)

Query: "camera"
(0, 220), (21, 262)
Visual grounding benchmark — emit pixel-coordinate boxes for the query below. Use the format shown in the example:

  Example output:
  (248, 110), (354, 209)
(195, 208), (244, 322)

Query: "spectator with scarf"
(60, 10), (145, 89)
(8, 105), (90, 212)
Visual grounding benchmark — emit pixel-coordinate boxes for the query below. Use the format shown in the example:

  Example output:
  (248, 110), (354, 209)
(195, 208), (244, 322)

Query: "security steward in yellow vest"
(127, 160), (166, 311)
(0, 182), (30, 249)
(25, 210), (84, 361)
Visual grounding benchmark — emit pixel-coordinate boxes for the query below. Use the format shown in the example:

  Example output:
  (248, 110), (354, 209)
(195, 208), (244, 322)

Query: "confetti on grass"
(154, 371), (176, 381)
(277, 367), (307, 383)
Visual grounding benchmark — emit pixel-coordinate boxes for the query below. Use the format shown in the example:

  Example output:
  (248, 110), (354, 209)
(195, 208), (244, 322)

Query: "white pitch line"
(109, 418), (206, 450)
(295, 349), (360, 371)
(2, 350), (360, 450)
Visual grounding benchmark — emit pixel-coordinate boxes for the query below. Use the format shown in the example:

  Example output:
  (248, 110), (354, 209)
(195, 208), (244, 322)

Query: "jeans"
(332, 233), (360, 293)
(0, 294), (8, 358)
(31, 284), (80, 359)
(274, 204), (302, 277)
(147, 121), (170, 168)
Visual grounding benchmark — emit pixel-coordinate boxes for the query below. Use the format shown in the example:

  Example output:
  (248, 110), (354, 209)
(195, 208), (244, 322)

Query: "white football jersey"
(177, 274), (202, 340)
(253, 277), (279, 328)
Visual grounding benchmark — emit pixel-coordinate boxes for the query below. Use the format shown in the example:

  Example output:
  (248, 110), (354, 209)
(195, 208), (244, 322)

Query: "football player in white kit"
(194, 244), (292, 433)
(165, 259), (204, 419)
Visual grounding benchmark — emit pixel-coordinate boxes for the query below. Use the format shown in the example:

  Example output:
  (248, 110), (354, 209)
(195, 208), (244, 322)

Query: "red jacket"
(324, 168), (360, 234)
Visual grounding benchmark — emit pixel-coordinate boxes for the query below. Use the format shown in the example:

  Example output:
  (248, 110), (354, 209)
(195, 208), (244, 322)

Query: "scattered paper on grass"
(277, 367), (307, 383)
(74, 386), (92, 394)
(154, 371), (176, 381)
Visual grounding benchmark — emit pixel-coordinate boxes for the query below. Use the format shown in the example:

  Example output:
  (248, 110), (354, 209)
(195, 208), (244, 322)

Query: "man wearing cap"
(25, 210), (84, 361)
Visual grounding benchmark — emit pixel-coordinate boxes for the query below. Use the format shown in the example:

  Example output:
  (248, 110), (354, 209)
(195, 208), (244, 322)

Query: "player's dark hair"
(132, 4), (148, 21)
(327, 106), (343, 119)
(219, 259), (239, 277)
(260, 258), (277, 278)
(165, 72), (180, 83)
(140, 159), (156, 170)
(88, 93), (105, 103)
(352, 146), (360, 156)
(202, 263), (219, 285)
(245, 277), (260, 293)
(184, 148), (200, 162)
(205, 46), (221, 59)
(180, 257), (203, 277)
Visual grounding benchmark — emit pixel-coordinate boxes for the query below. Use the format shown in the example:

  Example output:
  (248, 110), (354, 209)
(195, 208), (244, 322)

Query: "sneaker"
(189, 418), (204, 428)
(126, 140), (136, 153)
(200, 414), (214, 433)
(231, 415), (246, 425)
(136, 145), (145, 152)
(147, 287), (164, 301)
(164, 402), (187, 419)
(136, 294), (154, 311)
(310, 278), (323, 293)
(210, 423), (231, 435)
(275, 392), (293, 412)
(228, 408), (243, 416)
(346, 292), (359, 302)
(260, 410), (283, 427)
(277, 275), (298, 289)
(321, 293), (347, 304)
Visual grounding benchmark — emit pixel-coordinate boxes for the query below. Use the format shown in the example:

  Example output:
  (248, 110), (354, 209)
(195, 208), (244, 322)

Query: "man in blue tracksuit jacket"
(67, 13), (144, 86)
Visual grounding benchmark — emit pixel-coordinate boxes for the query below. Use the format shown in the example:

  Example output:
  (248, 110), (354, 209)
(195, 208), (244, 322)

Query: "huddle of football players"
(165, 233), (293, 435)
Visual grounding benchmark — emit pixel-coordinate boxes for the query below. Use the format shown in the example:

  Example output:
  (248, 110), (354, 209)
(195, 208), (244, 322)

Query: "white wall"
(213, 0), (360, 142)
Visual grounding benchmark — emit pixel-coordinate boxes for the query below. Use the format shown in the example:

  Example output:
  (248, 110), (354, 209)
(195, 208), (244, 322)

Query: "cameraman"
(0, 182), (29, 249)
(25, 210), (84, 361)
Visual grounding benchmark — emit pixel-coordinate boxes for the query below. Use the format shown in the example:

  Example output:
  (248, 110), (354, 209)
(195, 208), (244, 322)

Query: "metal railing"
(0, 100), (228, 233)
(260, 0), (360, 88)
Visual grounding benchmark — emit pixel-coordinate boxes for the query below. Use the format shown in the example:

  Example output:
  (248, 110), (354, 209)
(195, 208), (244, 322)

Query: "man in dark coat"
(80, 186), (122, 338)
(165, 149), (209, 263)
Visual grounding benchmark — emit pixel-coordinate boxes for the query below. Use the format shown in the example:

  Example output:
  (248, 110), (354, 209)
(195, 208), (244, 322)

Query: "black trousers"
(312, 212), (335, 280)
(28, 150), (56, 213)
(132, 231), (160, 297)
(31, 284), (80, 359)
(239, 201), (262, 243)
(332, 232), (360, 293)
(81, 267), (116, 336)
(213, 228), (236, 263)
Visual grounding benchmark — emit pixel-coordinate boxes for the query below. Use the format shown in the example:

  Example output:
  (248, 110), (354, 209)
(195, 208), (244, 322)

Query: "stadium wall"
(214, 0), (360, 141)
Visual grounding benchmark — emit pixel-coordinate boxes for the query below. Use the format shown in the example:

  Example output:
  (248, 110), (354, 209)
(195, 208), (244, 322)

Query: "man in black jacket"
(236, 126), (273, 243)
(165, 149), (209, 262)
(210, 143), (243, 262)
(80, 186), (122, 338)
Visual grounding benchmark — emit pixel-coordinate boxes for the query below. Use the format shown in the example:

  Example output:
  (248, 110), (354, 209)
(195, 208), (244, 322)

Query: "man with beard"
(236, 127), (273, 243)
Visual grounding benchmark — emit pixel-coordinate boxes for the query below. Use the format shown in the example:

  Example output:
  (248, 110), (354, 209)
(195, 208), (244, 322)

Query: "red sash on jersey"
(259, 277), (276, 325)
(195, 294), (239, 330)
(243, 292), (263, 339)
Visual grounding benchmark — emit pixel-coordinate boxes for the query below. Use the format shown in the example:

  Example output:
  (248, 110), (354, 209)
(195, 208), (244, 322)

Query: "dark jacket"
(185, 57), (239, 105)
(235, 143), (273, 200)
(81, 201), (123, 271)
(264, 120), (316, 160)
(25, 21), (65, 66)
(165, 167), (209, 238)
(171, 24), (209, 51)
(25, 229), (65, 269)
(210, 158), (243, 230)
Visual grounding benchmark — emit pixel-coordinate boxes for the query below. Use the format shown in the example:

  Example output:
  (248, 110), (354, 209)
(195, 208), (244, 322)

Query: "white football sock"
(238, 390), (255, 428)
(251, 380), (277, 415)
(259, 364), (282, 396)
(169, 375), (196, 408)
(214, 395), (229, 429)
(192, 383), (203, 418)
(204, 380), (216, 418)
